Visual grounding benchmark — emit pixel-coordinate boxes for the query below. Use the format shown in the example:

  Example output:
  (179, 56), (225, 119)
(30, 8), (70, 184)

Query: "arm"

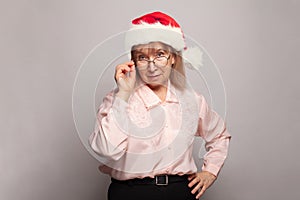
(89, 61), (136, 161)
(188, 93), (231, 199)
(89, 91), (129, 161)
(197, 94), (231, 176)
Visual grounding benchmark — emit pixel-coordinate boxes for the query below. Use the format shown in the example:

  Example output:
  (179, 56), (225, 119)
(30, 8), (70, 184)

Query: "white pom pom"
(182, 47), (204, 70)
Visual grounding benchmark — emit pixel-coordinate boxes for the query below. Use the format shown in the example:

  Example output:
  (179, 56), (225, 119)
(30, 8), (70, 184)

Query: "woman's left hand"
(188, 171), (217, 199)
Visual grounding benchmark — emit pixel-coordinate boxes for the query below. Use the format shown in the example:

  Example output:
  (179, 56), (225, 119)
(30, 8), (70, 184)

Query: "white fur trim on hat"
(124, 22), (185, 51)
(124, 21), (204, 70)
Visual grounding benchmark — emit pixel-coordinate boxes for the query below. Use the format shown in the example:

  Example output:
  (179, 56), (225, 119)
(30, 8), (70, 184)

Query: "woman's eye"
(156, 52), (165, 57)
(138, 55), (146, 60)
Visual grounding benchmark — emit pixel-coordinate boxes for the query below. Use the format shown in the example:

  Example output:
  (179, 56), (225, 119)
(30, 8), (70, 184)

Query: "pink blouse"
(89, 80), (231, 180)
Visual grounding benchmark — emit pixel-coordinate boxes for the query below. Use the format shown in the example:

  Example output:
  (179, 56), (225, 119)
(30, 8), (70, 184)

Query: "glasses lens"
(154, 57), (168, 67)
(138, 60), (148, 67)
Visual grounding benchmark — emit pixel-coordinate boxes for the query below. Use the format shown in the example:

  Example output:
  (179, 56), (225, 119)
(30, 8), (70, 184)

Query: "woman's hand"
(188, 171), (217, 199)
(114, 61), (136, 101)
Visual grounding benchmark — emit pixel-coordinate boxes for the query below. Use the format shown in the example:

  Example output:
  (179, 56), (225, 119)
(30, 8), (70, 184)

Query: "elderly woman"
(89, 11), (231, 200)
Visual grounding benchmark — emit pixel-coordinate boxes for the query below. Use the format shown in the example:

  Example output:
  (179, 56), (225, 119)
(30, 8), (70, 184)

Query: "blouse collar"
(135, 79), (179, 109)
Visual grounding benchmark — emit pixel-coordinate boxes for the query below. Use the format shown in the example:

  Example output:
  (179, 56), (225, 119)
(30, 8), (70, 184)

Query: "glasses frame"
(135, 55), (171, 69)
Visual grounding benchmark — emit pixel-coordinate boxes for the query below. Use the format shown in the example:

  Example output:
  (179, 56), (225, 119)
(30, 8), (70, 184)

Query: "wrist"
(115, 90), (131, 102)
(202, 171), (217, 179)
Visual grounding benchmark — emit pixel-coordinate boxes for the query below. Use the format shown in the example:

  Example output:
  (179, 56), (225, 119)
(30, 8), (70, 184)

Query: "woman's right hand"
(114, 61), (136, 101)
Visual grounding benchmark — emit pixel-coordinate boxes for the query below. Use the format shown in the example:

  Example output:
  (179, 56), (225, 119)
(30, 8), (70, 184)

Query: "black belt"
(111, 174), (188, 186)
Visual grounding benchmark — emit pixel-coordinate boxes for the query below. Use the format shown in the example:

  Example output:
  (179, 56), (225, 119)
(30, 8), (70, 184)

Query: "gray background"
(1, 0), (299, 200)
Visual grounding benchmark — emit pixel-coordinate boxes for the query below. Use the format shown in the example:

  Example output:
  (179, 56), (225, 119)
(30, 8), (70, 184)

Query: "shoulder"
(191, 90), (208, 106)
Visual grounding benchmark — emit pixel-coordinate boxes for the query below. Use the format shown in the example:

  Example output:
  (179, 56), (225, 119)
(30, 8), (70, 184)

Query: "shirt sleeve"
(195, 93), (231, 177)
(89, 90), (129, 161)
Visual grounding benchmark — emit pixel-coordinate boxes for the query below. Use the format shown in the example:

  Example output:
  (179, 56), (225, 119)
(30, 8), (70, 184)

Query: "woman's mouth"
(147, 74), (161, 80)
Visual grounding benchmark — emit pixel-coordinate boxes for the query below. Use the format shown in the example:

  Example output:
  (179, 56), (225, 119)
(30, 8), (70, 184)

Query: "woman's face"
(132, 42), (175, 89)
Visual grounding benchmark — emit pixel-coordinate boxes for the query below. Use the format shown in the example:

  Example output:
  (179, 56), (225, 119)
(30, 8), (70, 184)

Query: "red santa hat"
(125, 11), (203, 70)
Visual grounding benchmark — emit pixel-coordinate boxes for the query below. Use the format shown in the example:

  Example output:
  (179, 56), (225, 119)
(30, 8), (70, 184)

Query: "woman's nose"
(148, 59), (157, 72)
(147, 60), (157, 72)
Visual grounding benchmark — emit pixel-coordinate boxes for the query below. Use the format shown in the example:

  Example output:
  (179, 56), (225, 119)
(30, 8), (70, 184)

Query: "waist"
(111, 174), (188, 186)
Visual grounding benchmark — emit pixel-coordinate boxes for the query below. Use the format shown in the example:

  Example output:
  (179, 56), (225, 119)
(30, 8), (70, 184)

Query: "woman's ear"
(171, 54), (176, 65)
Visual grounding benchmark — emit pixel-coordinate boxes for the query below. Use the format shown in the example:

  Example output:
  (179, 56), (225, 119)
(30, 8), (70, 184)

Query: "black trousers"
(108, 177), (197, 200)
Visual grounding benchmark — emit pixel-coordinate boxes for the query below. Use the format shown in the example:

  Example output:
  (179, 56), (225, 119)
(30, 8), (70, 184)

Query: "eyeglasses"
(136, 55), (170, 69)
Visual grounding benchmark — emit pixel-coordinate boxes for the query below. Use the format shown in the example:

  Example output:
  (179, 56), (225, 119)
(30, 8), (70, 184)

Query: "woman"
(89, 11), (231, 200)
